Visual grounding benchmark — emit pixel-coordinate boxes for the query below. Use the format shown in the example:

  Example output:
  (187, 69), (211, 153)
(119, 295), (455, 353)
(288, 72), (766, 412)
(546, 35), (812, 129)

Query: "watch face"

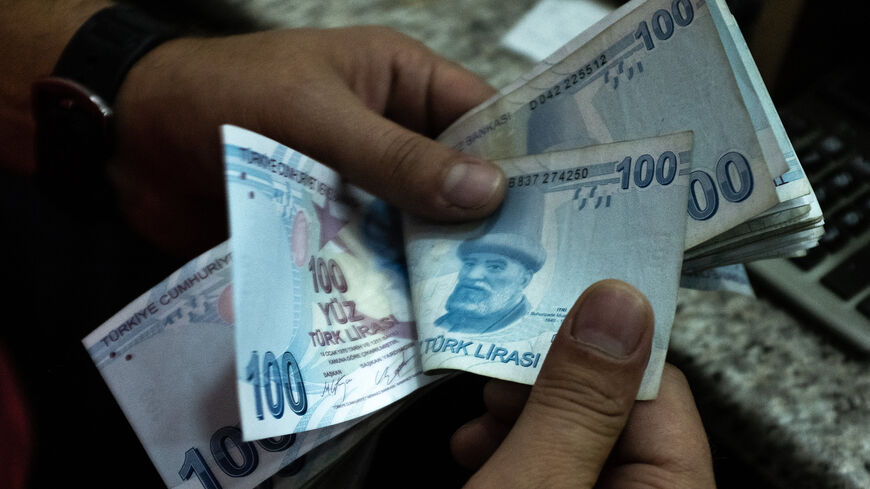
(32, 77), (114, 189)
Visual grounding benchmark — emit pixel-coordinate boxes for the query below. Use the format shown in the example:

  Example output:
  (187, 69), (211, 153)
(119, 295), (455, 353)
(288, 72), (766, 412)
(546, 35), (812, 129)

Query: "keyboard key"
(819, 136), (846, 157)
(816, 169), (857, 211)
(826, 168), (858, 193)
(858, 296), (870, 319)
(850, 155), (870, 178)
(837, 208), (866, 235)
(821, 246), (870, 299)
(819, 225), (847, 252)
(828, 168), (857, 190)
(818, 135), (845, 157)
(799, 150), (826, 174)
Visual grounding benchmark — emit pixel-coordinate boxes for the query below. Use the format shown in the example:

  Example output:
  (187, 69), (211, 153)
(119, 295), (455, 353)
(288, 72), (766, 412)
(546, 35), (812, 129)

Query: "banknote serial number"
(508, 167), (590, 188)
(529, 55), (607, 111)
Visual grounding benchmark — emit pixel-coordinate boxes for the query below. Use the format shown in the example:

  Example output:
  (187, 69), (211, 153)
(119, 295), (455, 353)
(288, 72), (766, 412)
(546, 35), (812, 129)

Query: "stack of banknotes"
(82, 1), (821, 487)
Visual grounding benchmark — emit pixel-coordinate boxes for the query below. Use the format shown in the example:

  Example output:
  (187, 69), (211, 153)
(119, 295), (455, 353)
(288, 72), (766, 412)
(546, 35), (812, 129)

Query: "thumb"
(465, 280), (654, 489)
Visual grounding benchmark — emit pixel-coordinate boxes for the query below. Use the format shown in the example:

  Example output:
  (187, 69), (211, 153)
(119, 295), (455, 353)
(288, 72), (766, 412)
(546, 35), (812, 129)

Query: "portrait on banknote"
(434, 187), (547, 334)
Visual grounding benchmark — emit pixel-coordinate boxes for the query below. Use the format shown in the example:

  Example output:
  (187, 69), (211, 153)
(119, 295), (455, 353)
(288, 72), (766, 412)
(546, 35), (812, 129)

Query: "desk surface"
(232, 1), (870, 487)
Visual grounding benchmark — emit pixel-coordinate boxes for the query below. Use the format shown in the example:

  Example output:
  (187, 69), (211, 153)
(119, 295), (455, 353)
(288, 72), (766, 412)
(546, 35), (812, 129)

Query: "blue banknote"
(223, 126), (435, 441)
(437, 0), (801, 250)
(82, 242), (362, 489)
(404, 132), (694, 399)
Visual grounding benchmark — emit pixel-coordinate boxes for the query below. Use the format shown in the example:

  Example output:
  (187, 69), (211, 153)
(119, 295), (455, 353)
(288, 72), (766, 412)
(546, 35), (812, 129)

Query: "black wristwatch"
(32, 5), (178, 202)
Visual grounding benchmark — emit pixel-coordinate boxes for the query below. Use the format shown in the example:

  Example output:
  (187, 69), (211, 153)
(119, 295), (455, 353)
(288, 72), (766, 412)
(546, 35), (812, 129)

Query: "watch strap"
(53, 4), (179, 106)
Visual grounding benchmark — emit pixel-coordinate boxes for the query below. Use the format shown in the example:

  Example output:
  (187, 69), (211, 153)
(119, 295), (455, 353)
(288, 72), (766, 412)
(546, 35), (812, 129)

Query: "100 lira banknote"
(223, 126), (435, 441)
(437, 0), (797, 249)
(82, 242), (364, 489)
(405, 132), (693, 399)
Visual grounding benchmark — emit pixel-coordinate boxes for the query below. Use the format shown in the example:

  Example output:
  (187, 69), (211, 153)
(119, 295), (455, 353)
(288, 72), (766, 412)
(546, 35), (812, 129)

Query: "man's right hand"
(451, 280), (718, 488)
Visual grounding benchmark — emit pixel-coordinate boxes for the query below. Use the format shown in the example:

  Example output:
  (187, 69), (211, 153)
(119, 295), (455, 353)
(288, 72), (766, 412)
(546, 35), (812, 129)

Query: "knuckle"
(378, 128), (431, 188)
(360, 26), (433, 70)
(527, 367), (629, 439)
(391, 44), (432, 75)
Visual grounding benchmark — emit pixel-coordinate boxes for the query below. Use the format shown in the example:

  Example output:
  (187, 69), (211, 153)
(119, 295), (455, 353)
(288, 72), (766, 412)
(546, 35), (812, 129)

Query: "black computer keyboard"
(748, 75), (870, 351)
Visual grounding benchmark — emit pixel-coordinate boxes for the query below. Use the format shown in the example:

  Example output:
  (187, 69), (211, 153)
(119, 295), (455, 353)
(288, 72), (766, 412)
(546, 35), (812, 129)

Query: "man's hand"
(451, 280), (716, 488)
(113, 27), (505, 254)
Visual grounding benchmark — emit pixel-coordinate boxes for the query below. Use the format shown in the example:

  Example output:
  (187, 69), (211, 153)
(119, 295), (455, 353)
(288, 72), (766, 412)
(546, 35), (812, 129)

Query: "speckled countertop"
(215, 1), (870, 487)
(673, 289), (870, 489)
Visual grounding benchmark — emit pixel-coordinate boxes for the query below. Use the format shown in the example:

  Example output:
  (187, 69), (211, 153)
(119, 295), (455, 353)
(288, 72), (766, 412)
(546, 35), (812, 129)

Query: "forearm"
(0, 0), (111, 174)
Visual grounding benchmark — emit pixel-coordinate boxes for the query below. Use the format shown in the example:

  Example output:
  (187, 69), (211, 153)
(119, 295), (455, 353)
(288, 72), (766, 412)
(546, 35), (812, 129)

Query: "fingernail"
(442, 158), (503, 209)
(569, 282), (651, 358)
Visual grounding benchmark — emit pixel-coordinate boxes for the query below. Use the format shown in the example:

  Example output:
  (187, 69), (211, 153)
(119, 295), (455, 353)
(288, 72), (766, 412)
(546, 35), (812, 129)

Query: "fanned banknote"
(436, 0), (813, 251)
(223, 126), (435, 441)
(82, 242), (365, 489)
(405, 132), (693, 399)
(223, 127), (692, 437)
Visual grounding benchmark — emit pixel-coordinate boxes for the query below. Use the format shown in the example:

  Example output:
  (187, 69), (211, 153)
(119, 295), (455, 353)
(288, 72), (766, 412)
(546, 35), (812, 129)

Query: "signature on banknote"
(374, 349), (415, 387)
(320, 375), (353, 403)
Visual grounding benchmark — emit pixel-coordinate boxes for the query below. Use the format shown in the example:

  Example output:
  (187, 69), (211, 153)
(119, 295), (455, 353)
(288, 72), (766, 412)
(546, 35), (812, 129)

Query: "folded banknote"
(223, 126), (437, 441)
(82, 242), (367, 489)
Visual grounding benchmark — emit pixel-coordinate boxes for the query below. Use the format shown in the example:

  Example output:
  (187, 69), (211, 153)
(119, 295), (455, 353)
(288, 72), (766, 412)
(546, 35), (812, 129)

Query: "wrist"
(113, 34), (262, 180)
(110, 35), (235, 255)
(113, 36), (225, 176)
